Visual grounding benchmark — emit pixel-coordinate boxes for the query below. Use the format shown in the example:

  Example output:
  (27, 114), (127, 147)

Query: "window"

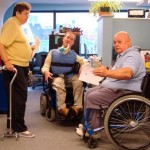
(23, 12), (53, 52)
(23, 12), (98, 56)
(56, 12), (98, 56)
(16, 9), (150, 55)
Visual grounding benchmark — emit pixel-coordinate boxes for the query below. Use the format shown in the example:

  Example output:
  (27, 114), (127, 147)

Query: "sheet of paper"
(31, 37), (40, 59)
(79, 65), (104, 85)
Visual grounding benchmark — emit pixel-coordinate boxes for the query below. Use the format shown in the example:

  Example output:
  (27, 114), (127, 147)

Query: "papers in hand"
(79, 66), (104, 85)
(31, 37), (40, 59)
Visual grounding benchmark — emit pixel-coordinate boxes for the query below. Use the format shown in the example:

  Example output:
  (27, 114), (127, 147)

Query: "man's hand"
(93, 65), (133, 80)
(4, 61), (14, 72)
(92, 65), (108, 77)
(44, 70), (53, 82)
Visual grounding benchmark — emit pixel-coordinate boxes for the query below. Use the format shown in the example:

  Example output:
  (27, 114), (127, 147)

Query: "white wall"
(97, 16), (150, 66)
(97, 16), (113, 66)
(113, 18), (150, 49)
(0, 0), (15, 29)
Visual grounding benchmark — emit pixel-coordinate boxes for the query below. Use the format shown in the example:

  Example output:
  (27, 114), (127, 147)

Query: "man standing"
(0, 2), (39, 138)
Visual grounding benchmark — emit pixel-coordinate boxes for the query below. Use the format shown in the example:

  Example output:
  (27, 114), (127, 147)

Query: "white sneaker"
(78, 124), (84, 130)
(75, 127), (84, 137)
(75, 127), (89, 137)
(19, 131), (35, 138)
(76, 124), (84, 137)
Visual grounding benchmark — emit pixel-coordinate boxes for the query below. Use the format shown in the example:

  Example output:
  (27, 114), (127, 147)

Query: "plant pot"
(73, 32), (80, 36)
(99, 7), (112, 16)
(100, 7), (110, 12)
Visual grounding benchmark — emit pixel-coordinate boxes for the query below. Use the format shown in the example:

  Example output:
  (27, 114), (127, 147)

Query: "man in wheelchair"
(76, 31), (146, 141)
(41, 31), (88, 118)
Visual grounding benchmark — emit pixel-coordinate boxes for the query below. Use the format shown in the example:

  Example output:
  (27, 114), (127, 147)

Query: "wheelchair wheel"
(104, 95), (150, 150)
(87, 138), (98, 149)
(40, 93), (48, 116)
(46, 108), (56, 122)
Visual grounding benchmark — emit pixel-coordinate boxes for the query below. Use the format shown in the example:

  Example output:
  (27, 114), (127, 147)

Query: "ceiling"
(15, 0), (150, 6)
(0, 0), (149, 11)
(16, 0), (90, 4)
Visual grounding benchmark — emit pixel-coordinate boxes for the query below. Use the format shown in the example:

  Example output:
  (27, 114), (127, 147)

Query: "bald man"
(76, 31), (146, 136)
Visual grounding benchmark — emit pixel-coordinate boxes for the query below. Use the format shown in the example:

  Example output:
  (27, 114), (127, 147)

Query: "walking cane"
(0, 66), (19, 141)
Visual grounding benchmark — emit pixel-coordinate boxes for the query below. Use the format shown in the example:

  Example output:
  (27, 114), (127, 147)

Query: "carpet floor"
(0, 87), (123, 150)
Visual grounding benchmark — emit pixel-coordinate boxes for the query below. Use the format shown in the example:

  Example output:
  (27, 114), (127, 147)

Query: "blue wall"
(4, 3), (90, 22)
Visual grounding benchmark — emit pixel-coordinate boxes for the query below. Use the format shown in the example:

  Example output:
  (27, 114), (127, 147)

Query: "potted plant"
(89, 0), (123, 16)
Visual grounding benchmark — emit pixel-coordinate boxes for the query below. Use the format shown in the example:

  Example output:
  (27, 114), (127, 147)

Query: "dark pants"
(3, 65), (29, 132)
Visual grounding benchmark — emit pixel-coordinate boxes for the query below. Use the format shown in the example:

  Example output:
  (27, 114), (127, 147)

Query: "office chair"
(30, 51), (48, 89)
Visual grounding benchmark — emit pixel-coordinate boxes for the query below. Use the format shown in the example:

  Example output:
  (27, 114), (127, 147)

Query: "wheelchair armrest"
(43, 77), (53, 93)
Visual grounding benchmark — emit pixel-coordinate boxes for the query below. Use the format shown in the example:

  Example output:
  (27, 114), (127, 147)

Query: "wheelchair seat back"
(141, 73), (150, 99)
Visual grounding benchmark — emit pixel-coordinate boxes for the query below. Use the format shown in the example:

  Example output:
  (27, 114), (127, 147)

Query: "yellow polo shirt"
(0, 17), (32, 66)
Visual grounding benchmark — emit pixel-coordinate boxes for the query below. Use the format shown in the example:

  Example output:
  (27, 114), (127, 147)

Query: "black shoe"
(58, 107), (70, 117)
(70, 106), (82, 117)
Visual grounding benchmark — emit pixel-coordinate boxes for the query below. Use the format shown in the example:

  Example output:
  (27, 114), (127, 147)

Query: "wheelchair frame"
(40, 77), (84, 122)
(83, 74), (150, 150)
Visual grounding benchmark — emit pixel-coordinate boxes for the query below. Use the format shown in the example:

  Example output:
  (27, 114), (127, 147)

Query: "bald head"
(113, 31), (132, 54)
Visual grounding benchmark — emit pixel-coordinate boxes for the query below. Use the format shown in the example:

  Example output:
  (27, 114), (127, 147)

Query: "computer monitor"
(128, 9), (145, 18)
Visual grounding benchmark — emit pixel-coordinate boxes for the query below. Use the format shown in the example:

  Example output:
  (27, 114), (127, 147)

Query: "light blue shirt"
(101, 46), (146, 92)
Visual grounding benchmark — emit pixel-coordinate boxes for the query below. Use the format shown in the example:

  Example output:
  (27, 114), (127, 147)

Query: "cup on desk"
(89, 55), (102, 68)
(91, 59), (102, 68)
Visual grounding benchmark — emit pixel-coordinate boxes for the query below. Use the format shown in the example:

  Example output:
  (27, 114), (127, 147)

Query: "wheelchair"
(40, 62), (84, 122)
(40, 78), (84, 122)
(82, 74), (150, 150)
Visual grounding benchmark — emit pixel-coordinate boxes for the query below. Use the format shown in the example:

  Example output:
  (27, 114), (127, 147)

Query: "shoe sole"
(19, 133), (35, 138)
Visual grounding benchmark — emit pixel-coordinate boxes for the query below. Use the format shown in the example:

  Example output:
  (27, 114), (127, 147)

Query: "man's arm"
(76, 55), (89, 66)
(93, 65), (133, 80)
(41, 51), (53, 81)
(0, 42), (14, 71)
(76, 55), (89, 74)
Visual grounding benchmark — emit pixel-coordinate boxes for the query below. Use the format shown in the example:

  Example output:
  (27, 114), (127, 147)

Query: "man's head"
(113, 31), (132, 54)
(62, 31), (76, 50)
(12, 2), (31, 25)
